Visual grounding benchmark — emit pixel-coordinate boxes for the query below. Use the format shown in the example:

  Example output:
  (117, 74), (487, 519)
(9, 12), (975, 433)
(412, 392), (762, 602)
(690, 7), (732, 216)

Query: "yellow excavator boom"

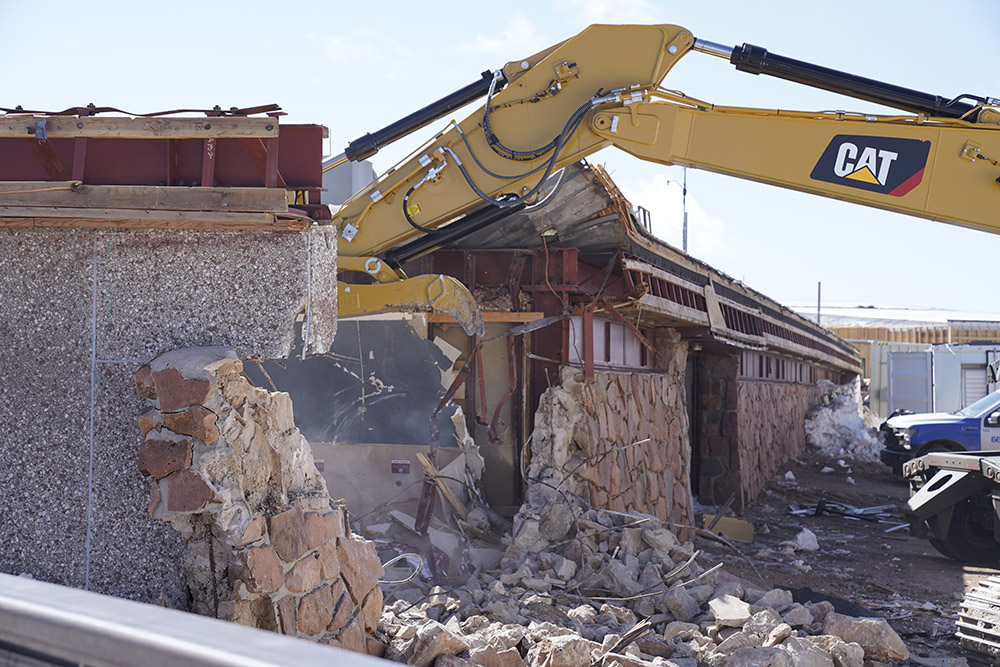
(331, 23), (1000, 328)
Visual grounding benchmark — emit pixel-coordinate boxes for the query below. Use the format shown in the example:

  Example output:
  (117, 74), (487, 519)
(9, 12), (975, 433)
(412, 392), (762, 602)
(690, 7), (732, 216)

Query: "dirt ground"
(694, 450), (999, 663)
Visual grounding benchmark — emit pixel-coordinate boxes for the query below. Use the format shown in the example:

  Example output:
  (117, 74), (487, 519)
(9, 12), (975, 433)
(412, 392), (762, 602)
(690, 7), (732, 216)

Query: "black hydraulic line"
(384, 202), (526, 269)
(342, 70), (505, 162)
(729, 43), (979, 119)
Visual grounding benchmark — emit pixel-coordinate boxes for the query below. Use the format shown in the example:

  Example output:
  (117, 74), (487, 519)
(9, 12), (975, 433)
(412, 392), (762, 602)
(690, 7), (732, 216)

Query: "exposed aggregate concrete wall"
(0, 227), (337, 602)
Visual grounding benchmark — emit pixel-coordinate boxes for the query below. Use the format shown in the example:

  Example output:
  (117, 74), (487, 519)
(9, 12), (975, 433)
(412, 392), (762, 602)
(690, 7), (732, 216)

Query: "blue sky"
(2, 1), (998, 312)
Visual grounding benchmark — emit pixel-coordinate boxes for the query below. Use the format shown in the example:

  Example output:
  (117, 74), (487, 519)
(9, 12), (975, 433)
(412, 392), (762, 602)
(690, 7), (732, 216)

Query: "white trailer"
(873, 342), (1000, 417)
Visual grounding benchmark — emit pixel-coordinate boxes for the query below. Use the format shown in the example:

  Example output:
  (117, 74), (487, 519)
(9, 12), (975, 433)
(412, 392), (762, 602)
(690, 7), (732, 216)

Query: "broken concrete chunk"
(525, 635), (599, 667)
(762, 623), (793, 647)
(620, 526), (645, 555)
(567, 604), (598, 623)
(708, 594), (752, 627)
(741, 609), (781, 643)
(714, 630), (753, 655)
(662, 621), (700, 640)
(779, 636), (834, 666)
(642, 528), (679, 558)
(521, 577), (552, 592)
(468, 644), (527, 667)
(780, 604), (813, 628)
(802, 635), (864, 667)
(403, 620), (470, 667)
(803, 601), (834, 625)
(661, 587), (702, 622)
(607, 559), (644, 595)
(752, 588), (793, 613)
(538, 501), (574, 542)
(794, 528), (819, 552)
(720, 646), (792, 666)
(822, 612), (908, 662)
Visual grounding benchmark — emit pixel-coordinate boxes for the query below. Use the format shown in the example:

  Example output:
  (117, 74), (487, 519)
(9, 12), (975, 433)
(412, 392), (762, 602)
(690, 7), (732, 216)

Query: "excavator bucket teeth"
(337, 274), (485, 336)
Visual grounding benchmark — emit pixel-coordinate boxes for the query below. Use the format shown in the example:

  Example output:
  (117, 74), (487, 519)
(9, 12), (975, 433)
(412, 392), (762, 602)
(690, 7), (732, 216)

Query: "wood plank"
(415, 452), (468, 521)
(0, 116), (278, 139)
(0, 183), (289, 212)
(0, 208), (306, 232)
(427, 311), (545, 323)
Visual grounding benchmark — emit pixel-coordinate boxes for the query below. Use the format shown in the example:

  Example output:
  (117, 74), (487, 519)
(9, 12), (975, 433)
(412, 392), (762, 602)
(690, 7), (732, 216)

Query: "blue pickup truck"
(881, 390), (1000, 473)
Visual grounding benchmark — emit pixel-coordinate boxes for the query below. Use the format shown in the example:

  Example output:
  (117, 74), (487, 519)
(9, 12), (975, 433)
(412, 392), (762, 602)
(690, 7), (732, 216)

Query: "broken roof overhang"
(449, 161), (861, 375)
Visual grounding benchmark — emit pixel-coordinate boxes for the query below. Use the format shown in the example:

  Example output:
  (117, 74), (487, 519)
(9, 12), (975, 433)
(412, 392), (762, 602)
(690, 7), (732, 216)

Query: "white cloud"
(457, 15), (548, 56)
(309, 29), (415, 73)
(556, 0), (660, 24)
(627, 173), (732, 262)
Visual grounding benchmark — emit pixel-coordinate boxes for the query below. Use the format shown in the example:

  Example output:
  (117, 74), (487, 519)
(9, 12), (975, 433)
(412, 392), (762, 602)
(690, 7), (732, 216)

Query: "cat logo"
(811, 135), (930, 197)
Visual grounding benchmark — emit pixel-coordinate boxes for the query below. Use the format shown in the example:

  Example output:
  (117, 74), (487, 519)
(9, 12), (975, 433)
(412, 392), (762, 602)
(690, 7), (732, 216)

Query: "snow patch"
(805, 377), (882, 461)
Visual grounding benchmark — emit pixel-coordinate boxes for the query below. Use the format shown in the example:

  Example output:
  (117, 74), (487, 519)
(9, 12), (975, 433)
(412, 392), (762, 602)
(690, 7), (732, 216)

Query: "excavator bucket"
(337, 274), (485, 336)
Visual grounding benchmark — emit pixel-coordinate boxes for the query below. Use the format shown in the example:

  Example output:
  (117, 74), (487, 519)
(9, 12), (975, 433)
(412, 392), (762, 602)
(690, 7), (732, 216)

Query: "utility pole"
(817, 282), (822, 326)
(681, 167), (688, 253)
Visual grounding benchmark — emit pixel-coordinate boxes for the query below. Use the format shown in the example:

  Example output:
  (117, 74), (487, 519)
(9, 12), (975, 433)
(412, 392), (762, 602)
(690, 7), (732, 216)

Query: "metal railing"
(0, 574), (388, 667)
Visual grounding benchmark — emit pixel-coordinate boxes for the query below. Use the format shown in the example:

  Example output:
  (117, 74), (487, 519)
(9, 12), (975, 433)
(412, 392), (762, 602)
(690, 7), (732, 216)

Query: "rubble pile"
(805, 378), (882, 461)
(375, 505), (909, 666)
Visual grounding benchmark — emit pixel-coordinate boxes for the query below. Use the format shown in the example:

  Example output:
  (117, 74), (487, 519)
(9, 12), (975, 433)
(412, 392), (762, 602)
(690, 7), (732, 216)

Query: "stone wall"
(136, 347), (384, 655)
(0, 227), (337, 601)
(694, 353), (823, 513)
(695, 353), (740, 509)
(512, 329), (693, 556)
(737, 380), (821, 504)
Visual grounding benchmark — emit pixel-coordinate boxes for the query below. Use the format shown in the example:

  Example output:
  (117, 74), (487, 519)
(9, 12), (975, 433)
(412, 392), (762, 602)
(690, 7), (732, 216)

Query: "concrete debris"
(805, 378), (882, 461)
(784, 529), (819, 553)
(359, 367), (910, 666)
(373, 501), (910, 666)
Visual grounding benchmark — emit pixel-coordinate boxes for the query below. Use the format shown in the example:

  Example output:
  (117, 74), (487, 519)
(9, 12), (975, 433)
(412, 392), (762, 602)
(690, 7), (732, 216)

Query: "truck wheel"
(929, 538), (960, 560)
(945, 494), (1000, 564)
(916, 441), (961, 458)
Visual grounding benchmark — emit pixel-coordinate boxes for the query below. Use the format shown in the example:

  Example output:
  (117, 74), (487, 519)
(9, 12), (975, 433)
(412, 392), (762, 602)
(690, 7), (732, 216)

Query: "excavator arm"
(330, 23), (1000, 330)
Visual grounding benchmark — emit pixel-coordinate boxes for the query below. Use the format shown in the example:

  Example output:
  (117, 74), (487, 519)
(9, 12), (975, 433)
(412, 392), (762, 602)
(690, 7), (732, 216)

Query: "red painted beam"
(26, 138), (70, 181)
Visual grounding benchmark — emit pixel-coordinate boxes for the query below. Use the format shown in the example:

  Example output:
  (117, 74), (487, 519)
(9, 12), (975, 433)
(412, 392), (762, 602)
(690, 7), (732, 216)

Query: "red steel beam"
(71, 138), (87, 181)
(201, 138), (217, 187)
(26, 138), (70, 181)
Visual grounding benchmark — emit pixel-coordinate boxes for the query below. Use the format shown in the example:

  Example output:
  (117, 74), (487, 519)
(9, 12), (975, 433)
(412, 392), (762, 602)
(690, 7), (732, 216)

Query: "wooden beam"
(426, 311), (546, 323)
(0, 116), (279, 139)
(0, 183), (289, 212)
(0, 208), (306, 232)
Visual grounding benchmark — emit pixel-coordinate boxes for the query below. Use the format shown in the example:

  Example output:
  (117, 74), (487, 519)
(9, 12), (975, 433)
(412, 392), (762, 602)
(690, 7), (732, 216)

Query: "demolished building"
(0, 109), (862, 661)
(278, 160), (860, 525)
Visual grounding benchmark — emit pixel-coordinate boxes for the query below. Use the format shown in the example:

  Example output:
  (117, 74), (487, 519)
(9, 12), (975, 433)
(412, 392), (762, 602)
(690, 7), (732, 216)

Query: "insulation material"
(805, 378), (882, 460)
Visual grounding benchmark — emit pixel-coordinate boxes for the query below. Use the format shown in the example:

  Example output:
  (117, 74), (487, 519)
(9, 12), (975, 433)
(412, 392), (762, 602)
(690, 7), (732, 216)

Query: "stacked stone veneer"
(134, 346), (384, 654)
(515, 329), (693, 552)
(696, 354), (741, 509)
(737, 380), (820, 503)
